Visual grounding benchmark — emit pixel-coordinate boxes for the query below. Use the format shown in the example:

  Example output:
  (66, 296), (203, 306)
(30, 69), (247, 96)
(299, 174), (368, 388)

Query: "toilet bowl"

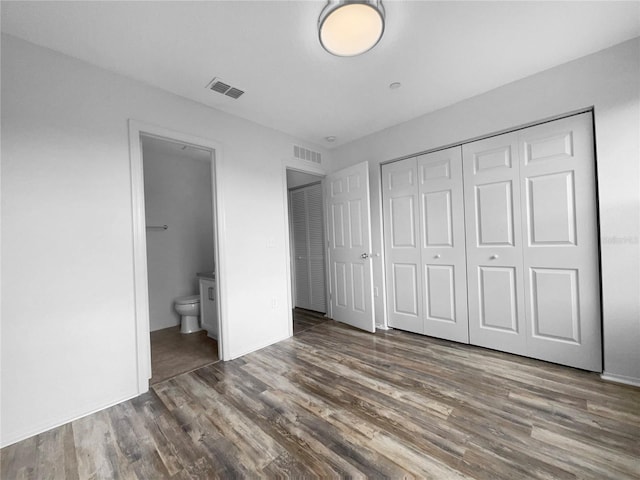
(174, 295), (201, 334)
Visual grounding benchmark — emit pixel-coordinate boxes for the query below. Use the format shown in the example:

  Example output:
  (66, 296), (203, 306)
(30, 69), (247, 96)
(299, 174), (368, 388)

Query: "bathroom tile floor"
(150, 327), (219, 385)
(150, 309), (327, 385)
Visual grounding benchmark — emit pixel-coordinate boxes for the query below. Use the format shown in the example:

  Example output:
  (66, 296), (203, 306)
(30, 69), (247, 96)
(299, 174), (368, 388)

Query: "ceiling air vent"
(206, 77), (245, 99)
(225, 87), (244, 99)
(294, 145), (322, 164)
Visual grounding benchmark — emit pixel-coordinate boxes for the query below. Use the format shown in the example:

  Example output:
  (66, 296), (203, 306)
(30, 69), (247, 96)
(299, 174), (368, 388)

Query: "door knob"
(434, 254), (441, 259)
(490, 254), (499, 260)
(361, 253), (371, 259)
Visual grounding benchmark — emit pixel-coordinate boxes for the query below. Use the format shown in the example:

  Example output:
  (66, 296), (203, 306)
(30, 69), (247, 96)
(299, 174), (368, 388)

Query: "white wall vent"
(206, 77), (245, 99)
(294, 145), (322, 164)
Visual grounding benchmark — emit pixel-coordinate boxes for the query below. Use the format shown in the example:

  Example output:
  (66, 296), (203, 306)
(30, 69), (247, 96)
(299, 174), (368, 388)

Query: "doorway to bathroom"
(129, 121), (225, 392)
(286, 169), (330, 334)
(141, 136), (219, 384)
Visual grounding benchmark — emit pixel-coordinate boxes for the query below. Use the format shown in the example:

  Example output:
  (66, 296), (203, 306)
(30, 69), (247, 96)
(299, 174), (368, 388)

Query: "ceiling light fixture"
(318, 1), (385, 57)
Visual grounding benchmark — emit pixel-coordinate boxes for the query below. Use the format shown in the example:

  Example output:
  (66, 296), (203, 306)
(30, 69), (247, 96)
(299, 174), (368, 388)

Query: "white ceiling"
(2, 1), (639, 148)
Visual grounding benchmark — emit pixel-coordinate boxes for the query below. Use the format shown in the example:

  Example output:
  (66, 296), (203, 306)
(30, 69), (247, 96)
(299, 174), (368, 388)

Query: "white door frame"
(281, 160), (327, 337)
(128, 120), (228, 394)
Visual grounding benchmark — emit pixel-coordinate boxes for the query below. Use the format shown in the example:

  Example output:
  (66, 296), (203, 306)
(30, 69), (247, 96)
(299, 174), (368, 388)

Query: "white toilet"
(174, 295), (201, 334)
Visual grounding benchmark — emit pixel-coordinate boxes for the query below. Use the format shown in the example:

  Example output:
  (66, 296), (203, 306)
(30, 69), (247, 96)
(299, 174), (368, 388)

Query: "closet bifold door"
(382, 158), (423, 333)
(291, 188), (312, 310)
(463, 134), (528, 356)
(306, 183), (327, 313)
(463, 111), (601, 371)
(417, 147), (469, 343)
(291, 183), (326, 313)
(519, 112), (601, 371)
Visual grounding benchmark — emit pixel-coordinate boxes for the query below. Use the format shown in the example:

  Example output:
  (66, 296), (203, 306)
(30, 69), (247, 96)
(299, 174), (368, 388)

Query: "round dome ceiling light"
(318, 1), (385, 57)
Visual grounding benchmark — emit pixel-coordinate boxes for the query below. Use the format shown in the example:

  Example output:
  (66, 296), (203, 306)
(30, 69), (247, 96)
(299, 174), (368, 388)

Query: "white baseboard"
(0, 389), (139, 449)
(228, 333), (290, 360)
(600, 372), (640, 388)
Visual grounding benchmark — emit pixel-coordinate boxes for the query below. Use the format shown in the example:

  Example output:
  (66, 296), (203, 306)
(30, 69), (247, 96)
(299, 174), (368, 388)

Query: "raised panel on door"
(417, 147), (469, 343)
(530, 268), (580, 342)
(392, 263), (419, 317)
(424, 265), (455, 321)
(333, 261), (348, 308)
(519, 112), (601, 371)
(382, 158), (423, 333)
(463, 134), (527, 355)
(474, 181), (515, 246)
(478, 267), (519, 333)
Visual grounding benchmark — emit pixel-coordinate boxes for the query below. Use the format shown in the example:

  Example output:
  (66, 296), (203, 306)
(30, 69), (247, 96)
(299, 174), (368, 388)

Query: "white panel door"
(382, 158), (423, 333)
(325, 162), (375, 332)
(463, 135), (528, 356)
(418, 147), (469, 343)
(519, 112), (601, 371)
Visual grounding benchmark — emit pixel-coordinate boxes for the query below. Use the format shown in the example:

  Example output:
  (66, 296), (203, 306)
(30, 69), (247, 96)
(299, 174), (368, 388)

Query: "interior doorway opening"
(141, 135), (219, 384)
(286, 169), (329, 334)
(129, 120), (225, 393)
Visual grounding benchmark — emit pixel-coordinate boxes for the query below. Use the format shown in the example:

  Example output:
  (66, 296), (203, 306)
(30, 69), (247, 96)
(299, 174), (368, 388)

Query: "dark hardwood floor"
(150, 326), (219, 385)
(2, 321), (639, 479)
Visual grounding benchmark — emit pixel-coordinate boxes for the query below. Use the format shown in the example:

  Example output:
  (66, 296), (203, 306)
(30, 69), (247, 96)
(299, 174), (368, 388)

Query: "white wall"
(142, 138), (215, 331)
(0, 34), (330, 447)
(332, 38), (640, 384)
(286, 169), (323, 189)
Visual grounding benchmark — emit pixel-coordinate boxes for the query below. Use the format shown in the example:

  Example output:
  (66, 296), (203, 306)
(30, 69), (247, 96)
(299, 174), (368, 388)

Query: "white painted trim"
(600, 372), (640, 388)
(286, 158), (327, 177)
(286, 189), (296, 328)
(281, 159), (327, 336)
(323, 178), (333, 319)
(281, 164), (295, 338)
(373, 164), (389, 329)
(361, 162), (377, 332)
(228, 333), (291, 360)
(128, 120), (229, 397)
(128, 121), (151, 394)
(1, 389), (139, 448)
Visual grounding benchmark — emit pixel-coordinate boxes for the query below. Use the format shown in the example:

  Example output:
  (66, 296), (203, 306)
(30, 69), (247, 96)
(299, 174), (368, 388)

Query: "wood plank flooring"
(150, 326), (219, 385)
(292, 307), (328, 334)
(2, 321), (639, 479)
